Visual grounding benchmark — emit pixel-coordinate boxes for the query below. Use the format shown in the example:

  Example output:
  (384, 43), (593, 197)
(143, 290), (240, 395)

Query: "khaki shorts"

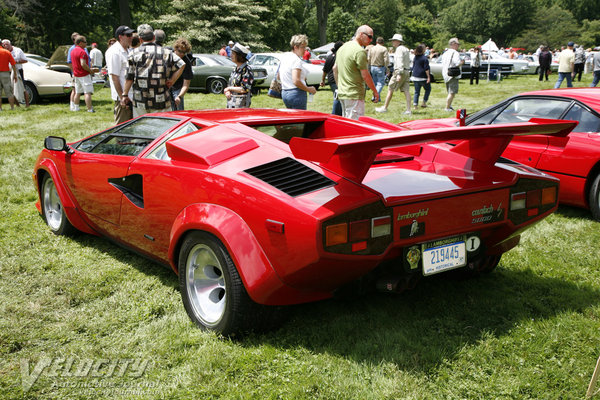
(445, 77), (459, 94)
(0, 71), (14, 97)
(340, 99), (365, 120)
(74, 75), (94, 94)
(388, 69), (410, 92)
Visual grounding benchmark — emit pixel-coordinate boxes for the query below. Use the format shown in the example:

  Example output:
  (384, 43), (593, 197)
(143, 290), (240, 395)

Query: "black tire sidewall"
(178, 231), (241, 334)
(589, 174), (600, 221)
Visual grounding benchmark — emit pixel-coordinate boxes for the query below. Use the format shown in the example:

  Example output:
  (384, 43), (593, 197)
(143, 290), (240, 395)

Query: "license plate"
(422, 238), (466, 276)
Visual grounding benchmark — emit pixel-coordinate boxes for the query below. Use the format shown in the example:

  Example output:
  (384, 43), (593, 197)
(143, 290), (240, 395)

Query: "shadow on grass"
(69, 232), (179, 290)
(249, 266), (600, 372)
(555, 204), (593, 220)
(63, 219), (599, 373)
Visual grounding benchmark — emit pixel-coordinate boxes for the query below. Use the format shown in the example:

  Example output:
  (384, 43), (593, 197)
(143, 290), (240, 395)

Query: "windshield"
(197, 54), (235, 67)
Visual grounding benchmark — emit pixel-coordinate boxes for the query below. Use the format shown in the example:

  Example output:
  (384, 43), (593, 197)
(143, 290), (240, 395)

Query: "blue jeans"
(282, 88), (307, 110)
(330, 83), (342, 116)
(591, 71), (600, 87)
(170, 87), (185, 111)
(554, 72), (573, 88)
(412, 80), (431, 105)
(370, 66), (386, 98)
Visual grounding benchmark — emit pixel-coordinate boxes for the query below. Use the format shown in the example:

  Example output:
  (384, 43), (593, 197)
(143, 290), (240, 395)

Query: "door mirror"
(44, 136), (71, 153)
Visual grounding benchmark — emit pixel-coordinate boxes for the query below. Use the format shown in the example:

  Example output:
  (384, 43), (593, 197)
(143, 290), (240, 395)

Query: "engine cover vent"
(245, 157), (335, 197)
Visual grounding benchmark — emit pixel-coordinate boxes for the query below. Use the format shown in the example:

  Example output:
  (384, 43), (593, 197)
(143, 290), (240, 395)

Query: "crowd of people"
(2, 24), (600, 121)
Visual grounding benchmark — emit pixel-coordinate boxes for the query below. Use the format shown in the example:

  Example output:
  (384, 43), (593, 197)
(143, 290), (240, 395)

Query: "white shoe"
(69, 102), (74, 111)
(444, 107), (454, 112)
(375, 106), (387, 113)
(403, 110), (412, 115)
(72, 105), (80, 112)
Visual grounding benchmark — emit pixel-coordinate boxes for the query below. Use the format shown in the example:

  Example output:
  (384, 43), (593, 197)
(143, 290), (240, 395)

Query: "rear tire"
(178, 231), (282, 336)
(588, 173), (600, 221)
(41, 174), (76, 235)
(24, 81), (39, 104)
(455, 255), (501, 279)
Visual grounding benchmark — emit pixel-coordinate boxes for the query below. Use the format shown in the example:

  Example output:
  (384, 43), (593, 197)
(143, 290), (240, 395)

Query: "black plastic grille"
(244, 157), (335, 196)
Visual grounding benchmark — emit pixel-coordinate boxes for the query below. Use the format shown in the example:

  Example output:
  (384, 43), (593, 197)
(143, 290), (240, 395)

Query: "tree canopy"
(2, 0), (600, 57)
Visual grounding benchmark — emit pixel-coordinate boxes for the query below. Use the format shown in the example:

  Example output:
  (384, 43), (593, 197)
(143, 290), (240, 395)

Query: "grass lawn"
(1, 73), (599, 399)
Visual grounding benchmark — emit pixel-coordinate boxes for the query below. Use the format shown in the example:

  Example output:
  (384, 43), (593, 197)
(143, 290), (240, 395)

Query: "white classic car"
(248, 52), (324, 88)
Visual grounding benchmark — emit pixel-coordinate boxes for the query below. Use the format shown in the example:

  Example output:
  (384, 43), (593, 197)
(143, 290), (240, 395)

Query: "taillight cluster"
(325, 216), (392, 253)
(510, 187), (557, 216)
(508, 182), (558, 225)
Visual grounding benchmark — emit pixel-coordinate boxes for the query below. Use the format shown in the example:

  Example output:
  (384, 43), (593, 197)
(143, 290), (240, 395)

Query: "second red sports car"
(400, 88), (600, 220)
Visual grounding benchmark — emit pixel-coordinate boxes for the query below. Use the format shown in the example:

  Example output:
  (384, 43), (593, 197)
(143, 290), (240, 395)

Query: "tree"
(153, 0), (269, 51)
(397, 4), (434, 48)
(579, 19), (600, 48)
(513, 5), (579, 51)
(315, 0), (330, 46)
(440, 0), (535, 46)
(260, 0), (305, 50)
(327, 7), (356, 43)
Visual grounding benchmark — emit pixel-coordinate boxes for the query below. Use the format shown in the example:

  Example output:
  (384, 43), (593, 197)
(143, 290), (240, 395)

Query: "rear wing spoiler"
(289, 118), (577, 182)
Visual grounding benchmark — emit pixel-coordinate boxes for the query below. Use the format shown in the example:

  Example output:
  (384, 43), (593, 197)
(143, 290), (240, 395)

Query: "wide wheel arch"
(168, 204), (285, 305)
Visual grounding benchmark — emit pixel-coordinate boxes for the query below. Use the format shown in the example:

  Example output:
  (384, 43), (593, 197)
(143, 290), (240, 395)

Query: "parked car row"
(428, 52), (530, 81)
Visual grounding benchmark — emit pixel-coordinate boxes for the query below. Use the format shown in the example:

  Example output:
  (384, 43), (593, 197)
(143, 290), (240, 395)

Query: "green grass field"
(1, 74), (599, 399)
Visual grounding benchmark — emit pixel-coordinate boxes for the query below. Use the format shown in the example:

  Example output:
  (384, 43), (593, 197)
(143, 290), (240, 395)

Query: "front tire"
(207, 78), (226, 94)
(588, 173), (600, 221)
(41, 174), (76, 235)
(179, 232), (259, 335)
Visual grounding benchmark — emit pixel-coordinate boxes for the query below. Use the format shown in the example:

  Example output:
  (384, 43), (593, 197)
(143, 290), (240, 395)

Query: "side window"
(491, 99), (570, 124)
(145, 123), (203, 160)
(563, 103), (600, 133)
(76, 117), (180, 156)
(194, 57), (204, 66)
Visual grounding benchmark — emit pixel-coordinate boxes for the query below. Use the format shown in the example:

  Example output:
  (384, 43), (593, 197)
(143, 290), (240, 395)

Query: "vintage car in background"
(429, 52), (529, 81)
(189, 54), (267, 94)
(523, 54), (559, 75)
(249, 53), (324, 88)
(400, 88), (600, 220)
(34, 109), (573, 334)
(47, 45), (106, 88)
(4, 55), (72, 104)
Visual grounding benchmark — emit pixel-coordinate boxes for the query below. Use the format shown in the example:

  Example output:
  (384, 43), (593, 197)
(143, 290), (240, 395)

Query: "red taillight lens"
(326, 223), (347, 246)
(526, 189), (541, 208)
(349, 220), (370, 242)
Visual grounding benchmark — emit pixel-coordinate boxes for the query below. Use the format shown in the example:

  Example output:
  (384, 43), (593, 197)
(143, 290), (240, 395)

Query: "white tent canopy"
(480, 39), (500, 81)
(313, 42), (335, 54)
(481, 38), (499, 52)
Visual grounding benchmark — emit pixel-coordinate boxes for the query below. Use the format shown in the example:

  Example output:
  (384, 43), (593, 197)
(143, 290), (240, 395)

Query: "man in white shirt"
(89, 43), (103, 69)
(105, 26), (134, 123)
(441, 37), (464, 112)
(1, 39), (29, 106)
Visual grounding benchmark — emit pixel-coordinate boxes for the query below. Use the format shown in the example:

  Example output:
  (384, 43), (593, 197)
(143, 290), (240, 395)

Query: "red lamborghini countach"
(33, 109), (574, 335)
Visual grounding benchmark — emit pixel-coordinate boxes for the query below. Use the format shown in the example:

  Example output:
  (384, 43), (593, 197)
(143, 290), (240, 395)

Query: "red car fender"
(168, 203), (325, 305)
(34, 159), (97, 235)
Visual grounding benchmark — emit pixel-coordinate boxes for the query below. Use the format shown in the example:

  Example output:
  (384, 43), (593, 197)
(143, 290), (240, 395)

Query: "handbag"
(448, 66), (461, 77)
(267, 64), (282, 98)
(267, 78), (282, 98)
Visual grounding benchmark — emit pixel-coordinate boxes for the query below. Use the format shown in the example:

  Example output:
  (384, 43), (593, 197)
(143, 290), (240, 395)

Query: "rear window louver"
(244, 157), (335, 196)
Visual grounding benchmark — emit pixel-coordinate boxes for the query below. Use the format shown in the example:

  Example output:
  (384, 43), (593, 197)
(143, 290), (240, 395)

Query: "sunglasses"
(362, 32), (373, 40)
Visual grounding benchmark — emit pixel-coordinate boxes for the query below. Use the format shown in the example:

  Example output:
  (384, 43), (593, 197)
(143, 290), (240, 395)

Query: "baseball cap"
(567, 41), (574, 47)
(115, 25), (134, 37)
(137, 24), (154, 41)
(232, 42), (249, 56)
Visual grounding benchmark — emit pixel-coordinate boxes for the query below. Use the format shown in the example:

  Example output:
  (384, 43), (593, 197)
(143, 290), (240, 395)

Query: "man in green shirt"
(333, 25), (379, 120)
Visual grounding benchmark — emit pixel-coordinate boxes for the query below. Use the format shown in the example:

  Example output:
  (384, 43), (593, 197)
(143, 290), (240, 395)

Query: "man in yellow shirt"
(554, 41), (575, 88)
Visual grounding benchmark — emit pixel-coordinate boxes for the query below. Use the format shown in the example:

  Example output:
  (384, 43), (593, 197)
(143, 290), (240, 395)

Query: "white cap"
(389, 34), (403, 42)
